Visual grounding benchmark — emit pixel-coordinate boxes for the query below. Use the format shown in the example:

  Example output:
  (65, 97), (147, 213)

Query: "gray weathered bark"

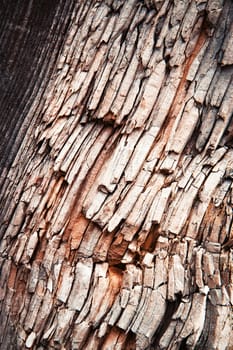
(0, 0), (233, 349)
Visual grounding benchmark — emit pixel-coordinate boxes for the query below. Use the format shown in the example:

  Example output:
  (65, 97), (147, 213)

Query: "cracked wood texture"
(0, 0), (233, 349)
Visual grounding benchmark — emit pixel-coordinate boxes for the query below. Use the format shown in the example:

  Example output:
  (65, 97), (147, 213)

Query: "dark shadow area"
(0, 0), (74, 173)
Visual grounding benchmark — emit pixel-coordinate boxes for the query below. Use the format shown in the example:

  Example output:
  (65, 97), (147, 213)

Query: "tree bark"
(0, 0), (233, 349)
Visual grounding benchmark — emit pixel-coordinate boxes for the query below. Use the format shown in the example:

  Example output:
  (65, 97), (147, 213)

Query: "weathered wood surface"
(0, 0), (233, 349)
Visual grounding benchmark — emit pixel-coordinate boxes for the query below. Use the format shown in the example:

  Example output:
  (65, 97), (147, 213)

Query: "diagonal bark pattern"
(0, 0), (233, 349)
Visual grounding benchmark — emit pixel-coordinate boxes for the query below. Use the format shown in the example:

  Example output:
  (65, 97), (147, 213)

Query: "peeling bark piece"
(171, 0), (190, 26)
(144, 185), (173, 229)
(159, 300), (192, 349)
(204, 82), (233, 151)
(140, 22), (157, 68)
(22, 231), (39, 263)
(208, 67), (233, 107)
(112, 0), (138, 34)
(53, 123), (86, 172)
(194, 247), (205, 289)
(159, 152), (180, 174)
(151, 66), (182, 127)
(91, 178), (128, 228)
(88, 36), (122, 112)
(90, 283), (112, 326)
(168, 255), (185, 300)
(205, 289), (232, 349)
(126, 60), (166, 131)
(154, 255), (168, 289)
(70, 214), (89, 251)
(81, 6), (110, 67)
(71, 320), (90, 349)
(2, 201), (26, 242)
(209, 287), (230, 306)
(199, 170), (224, 204)
(137, 285), (167, 340)
(124, 126), (160, 183)
(28, 262), (40, 294)
(90, 266), (122, 327)
(178, 292), (208, 348)
(166, 181), (202, 235)
(187, 160), (226, 240)
(111, 55), (139, 122)
(130, 287), (152, 334)
(203, 252), (215, 285)
(41, 236), (61, 275)
(84, 190), (108, 221)
(25, 331), (36, 348)
(168, 99), (200, 155)
(78, 224), (102, 257)
(181, 3), (199, 42)
(53, 308), (76, 344)
(34, 291), (54, 333)
(221, 23), (233, 66)
(196, 107), (217, 152)
(120, 288), (130, 309)
(205, 241), (221, 254)
(194, 66), (217, 104)
(68, 258), (93, 311)
(58, 123), (94, 174)
(97, 30), (138, 121)
(186, 41), (208, 82)
(24, 288), (43, 332)
(125, 173), (165, 232)
(170, 3), (199, 66)
(56, 265), (74, 303)
(118, 77), (141, 124)
(66, 125), (111, 185)
(117, 285), (142, 331)
(218, 79), (233, 121)
(84, 129), (141, 201)
(213, 179), (231, 207)
(75, 44), (108, 107)
(107, 186), (143, 233)
(108, 295), (123, 327)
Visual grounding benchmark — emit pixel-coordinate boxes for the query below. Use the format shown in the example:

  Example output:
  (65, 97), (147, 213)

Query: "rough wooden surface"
(0, 0), (233, 349)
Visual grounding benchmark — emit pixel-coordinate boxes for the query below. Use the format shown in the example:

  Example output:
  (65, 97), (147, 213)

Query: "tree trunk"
(0, 0), (233, 349)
